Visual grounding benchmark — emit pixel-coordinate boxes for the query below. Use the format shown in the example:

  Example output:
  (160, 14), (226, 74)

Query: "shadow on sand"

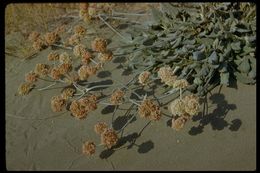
(188, 93), (241, 136)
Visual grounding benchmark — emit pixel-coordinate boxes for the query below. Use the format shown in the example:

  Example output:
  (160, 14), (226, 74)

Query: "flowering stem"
(129, 99), (141, 106)
(37, 82), (57, 91)
(89, 58), (99, 65)
(98, 14), (132, 43)
(180, 88), (182, 100)
(111, 105), (119, 128)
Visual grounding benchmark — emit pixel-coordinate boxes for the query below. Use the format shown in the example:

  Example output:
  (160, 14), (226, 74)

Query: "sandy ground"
(5, 6), (256, 171)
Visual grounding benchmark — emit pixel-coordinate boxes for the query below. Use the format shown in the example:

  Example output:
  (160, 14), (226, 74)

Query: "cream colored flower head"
(173, 79), (189, 89)
(18, 82), (33, 95)
(34, 63), (50, 77)
(158, 66), (177, 86)
(97, 51), (113, 62)
(59, 52), (72, 64)
(169, 98), (186, 116)
(183, 94), (200, 116)
(47, 51), (59, 61)
(73, 44), (86, 57)
(138, 71), (151, 86)
(44, 32), (60, 45)
(25, 71), (38, 83)
(110, 89), (125, 105)
(92, 38), (107, 53)
(74, 25), (86, 36)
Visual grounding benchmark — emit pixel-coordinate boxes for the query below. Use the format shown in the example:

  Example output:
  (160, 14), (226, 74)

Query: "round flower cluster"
(18, 82), (33, 95)
(169, 94), (200, 131)
(50, 95), (66, 112)
(91, 38), (107, 53)
(97, 51), (113, 62)
(34, 63), (50, 77)
(74, 25), (86, 36)
(138, 71), (151, 86)
(173, 79), (189, 89)
(61, 88), (76, 100)
(58, 63), (72, 75)
(59, 52), (72, 64)
(101, 128), (118, 149)
(78, 65), (98, 81)
(69, 95), (97, 119)
(47, 51), (59, 61)
(94, 122), (108, 135)
(50, 67), (62, 80)
(33, 38), (46, 51)
(110, 89), (125, 105)
(73, 44), (86, 57)
(158, 66), (177, 86)
(171, 116), (189, 131)
(138, 99), (161, 121)
(25, 71), (38, 83)
(28, 31), (40, 42)
(82, 141), (96, 156)
(44, 32), (60, 46)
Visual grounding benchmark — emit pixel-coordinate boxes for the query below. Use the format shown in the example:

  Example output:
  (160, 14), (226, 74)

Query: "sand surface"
(5, 7), (256, 171)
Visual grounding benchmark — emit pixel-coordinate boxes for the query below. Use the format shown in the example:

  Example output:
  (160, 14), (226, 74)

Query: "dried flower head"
(59, 52), (72, 64)
(173, 79), (189, 89)
(101, 128), (118, 149)
(33, 38), (46, 51)
(80, 95), (98, 111)
(73, 44), (86, 57)
(81, 51), (92, 65)
(91, 38), (107, 53)
(94, 122), (108, 135)
(169, 98), (186, 116)
(138, 71), (151, 86)
(69, 100), (87, 119)
(25, 71), (38, 83)
(82, 141), (96, 156)
(28, 31), (40, 42)
(58, 63), (72, 75)
(50, 67), (62, 80)
(47, 51), (59, 61)
(97, 51), (113, 62)
(183, 94), (200, 116)
(61, 88), (76, 100)
(110, 89), (125, 105)
(67, 34), (81, 46)
(74, 25), (86, 36)
(51, 95), (66, 112)
(44, 32), (60, 45)
(171, 116), (188, 131)
(69, 95), (97, 119)
(78, 65), (90, 81)
(34, 63), (50, 77)
(18, 82), (33, 95)
(158, 66), (177, 86)
(138, 99), (161, 121)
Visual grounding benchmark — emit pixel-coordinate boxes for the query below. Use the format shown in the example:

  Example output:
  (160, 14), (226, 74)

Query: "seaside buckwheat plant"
(18, 82), (33, 95)
(47, 51), (59, 61)
(94, 122), (108, 135)
(51, 95), (66, 112)
(82, 141), (96, 156)
(101, 128), (118, 149)
(25, 71), (38, 83)
(91, 38), (107, 53)
(110, 89), (125, 105)
(138, 99), (161, 121)
(138, 71), (151, 86)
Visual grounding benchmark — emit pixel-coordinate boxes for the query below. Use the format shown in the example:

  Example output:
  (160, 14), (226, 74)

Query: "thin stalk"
(98, 14), (132, 43)
(37, 82), (57, 91)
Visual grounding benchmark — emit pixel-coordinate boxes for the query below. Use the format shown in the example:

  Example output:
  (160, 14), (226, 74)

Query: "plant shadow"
(99, 121), (153, 159)
(189, 93), (241, 136)
(97, 70), (112, 78)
